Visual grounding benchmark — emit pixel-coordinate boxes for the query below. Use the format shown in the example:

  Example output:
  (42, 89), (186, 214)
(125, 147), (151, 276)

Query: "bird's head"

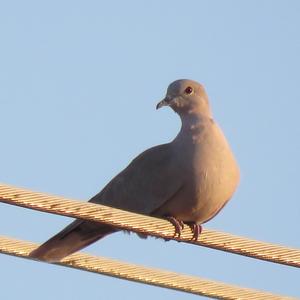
(156, 79), (211, 117)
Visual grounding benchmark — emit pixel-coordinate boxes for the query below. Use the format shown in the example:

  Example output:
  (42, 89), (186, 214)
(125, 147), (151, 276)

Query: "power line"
(0, 235), (295, 300)
(0, 183), (299, 268)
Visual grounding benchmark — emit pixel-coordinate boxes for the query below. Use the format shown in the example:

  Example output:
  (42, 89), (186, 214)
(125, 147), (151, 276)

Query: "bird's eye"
(184, 86), (193, 95)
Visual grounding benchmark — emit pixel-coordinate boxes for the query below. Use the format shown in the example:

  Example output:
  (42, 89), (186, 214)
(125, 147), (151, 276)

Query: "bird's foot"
(165, 216), (185, 238)
(185, 222), (202, 241)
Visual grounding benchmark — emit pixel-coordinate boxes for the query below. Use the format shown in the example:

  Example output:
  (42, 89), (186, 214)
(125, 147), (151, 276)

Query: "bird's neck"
(180, 111), (212, 131)
(173, 111), (214, 146)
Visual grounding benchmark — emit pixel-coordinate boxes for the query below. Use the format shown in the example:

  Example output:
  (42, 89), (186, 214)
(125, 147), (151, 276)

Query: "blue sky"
(0, 1), (299, 299)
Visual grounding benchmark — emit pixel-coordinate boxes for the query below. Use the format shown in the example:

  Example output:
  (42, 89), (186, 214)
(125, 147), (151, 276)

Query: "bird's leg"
(185, 222), (202, 241)
(165, 216), (185, 238)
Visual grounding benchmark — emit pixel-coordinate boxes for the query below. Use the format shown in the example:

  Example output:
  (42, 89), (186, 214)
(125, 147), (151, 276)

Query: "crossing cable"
(0, 183), (300, 268)
(0, 235), (296, 300)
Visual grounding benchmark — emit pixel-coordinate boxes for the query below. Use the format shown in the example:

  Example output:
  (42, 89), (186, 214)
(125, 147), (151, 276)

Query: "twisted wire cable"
(0, 235), (296, 300)
(0, 183), (299, 268)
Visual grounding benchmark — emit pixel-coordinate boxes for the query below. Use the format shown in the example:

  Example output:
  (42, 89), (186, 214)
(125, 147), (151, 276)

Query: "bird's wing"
(89, 143), (183, 215)
(29, 143), (184, 262)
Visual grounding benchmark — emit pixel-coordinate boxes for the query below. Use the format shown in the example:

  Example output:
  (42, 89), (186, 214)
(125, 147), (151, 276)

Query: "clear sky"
(0, 1), (299, 299)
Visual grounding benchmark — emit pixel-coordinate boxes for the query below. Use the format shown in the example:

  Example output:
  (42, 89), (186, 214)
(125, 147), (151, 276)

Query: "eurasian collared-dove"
(30, 79), (239, 262)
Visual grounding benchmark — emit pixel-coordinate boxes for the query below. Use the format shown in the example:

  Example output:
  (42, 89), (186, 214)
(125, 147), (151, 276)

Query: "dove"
(30, 79), (240, 262)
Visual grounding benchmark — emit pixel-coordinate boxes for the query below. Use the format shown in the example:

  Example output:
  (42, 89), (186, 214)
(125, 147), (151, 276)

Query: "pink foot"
(165, 216), (184, 238)
(186, 222), (202, 241)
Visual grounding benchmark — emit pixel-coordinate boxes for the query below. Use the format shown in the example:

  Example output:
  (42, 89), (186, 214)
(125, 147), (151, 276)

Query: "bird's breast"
(170, 122), (240, 223)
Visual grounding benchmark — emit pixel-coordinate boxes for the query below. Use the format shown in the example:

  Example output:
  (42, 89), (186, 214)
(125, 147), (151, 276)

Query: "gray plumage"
(30, 79), (239, 262)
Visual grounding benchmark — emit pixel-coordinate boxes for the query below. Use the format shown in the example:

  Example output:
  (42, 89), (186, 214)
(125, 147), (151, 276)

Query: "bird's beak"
(156, 95), (171, 110)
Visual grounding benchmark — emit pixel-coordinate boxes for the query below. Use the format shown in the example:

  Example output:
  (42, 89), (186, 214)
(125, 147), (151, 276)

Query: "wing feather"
(89, 143), (183, 215)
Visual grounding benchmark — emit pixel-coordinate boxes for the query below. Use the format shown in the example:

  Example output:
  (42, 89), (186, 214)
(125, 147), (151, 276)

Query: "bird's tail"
(29, 220), (116, 263)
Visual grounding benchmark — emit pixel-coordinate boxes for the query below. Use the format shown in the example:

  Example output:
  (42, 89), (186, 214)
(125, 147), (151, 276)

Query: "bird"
(29, 79), (240, 262)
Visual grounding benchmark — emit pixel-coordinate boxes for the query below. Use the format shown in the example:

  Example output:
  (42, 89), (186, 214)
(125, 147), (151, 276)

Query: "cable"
(0, 235), (295, 300)
(0, 183), (300, 268)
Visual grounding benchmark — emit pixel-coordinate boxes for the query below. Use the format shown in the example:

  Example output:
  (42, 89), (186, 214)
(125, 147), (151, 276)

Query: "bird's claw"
(186, 222), (202, 241)
(165, 217), (202, 241)
(165, 216), (184, 238)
